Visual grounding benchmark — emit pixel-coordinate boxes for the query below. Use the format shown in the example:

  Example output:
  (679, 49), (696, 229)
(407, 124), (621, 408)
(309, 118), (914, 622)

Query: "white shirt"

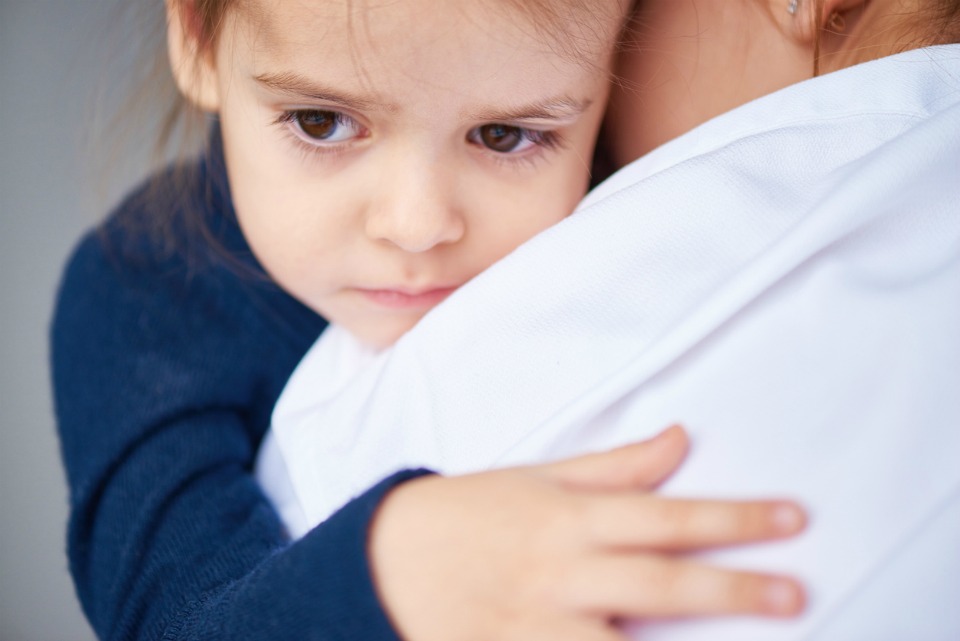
(257, 46), (960, 640)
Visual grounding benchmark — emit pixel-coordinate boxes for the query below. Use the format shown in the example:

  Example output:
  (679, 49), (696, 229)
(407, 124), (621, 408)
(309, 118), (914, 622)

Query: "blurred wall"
(1, 2), (162, 638)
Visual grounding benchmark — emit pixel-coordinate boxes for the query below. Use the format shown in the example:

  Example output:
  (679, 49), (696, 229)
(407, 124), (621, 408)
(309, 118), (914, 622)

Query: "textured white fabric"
(256, 46), (960, 639)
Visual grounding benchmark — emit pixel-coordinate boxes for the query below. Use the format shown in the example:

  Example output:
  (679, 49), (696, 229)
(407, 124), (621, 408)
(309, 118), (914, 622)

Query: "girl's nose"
(364, 158), (466, 253)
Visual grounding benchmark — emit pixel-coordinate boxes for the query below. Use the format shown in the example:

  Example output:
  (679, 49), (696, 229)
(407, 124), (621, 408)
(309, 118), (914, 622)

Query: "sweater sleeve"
(51, 223), (429, 640)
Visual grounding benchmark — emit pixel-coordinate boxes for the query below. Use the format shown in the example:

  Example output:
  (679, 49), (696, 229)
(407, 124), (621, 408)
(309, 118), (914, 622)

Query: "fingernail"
(771, 503), (805, 533)
(659, 424), (688, 448)
(764, 580), (802, 615)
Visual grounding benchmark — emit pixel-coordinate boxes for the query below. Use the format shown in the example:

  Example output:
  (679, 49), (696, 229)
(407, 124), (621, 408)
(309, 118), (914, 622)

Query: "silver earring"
(787, 0), (799, 14)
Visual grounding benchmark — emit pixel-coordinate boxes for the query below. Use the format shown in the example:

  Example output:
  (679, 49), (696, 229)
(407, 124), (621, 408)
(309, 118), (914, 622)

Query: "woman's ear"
(776, 0), (868, 45)
(166, 0), (220, 112)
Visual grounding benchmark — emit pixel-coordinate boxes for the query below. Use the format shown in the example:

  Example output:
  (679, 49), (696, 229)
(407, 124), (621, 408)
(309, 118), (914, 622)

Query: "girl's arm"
(371, 428), (805, 641)
(52, 202), (423, 639)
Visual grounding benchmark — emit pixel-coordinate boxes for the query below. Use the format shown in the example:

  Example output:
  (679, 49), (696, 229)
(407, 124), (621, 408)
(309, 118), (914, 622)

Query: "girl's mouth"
(355, 286), (459, 310)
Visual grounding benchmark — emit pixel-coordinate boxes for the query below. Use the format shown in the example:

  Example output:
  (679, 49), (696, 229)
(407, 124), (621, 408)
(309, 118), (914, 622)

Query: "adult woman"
(265, 1), (960, 639)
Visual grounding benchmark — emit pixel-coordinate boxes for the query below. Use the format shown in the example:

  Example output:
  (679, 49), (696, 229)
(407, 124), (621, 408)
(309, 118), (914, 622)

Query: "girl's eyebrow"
(254, 72), (396, 112)
(256, 71), (591, 122)
(467, 97), (593, 123)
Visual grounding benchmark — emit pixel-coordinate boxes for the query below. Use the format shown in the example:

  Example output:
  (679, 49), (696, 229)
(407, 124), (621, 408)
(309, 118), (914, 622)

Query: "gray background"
(2, 1), (170, 638)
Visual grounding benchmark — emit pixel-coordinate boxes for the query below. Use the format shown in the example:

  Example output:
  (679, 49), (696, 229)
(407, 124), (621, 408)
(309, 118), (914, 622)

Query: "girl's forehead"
(239, 0), (623, 65)
(227, 0), (620, 114)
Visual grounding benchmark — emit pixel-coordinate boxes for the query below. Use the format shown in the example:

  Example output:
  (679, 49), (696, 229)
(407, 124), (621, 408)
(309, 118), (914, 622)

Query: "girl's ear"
(166, 0), (220, 112)
(777, 0), (867, 45)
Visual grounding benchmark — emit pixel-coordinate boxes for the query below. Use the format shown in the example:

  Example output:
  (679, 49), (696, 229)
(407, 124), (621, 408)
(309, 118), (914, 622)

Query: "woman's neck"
(605, 0), (810, 164)
(605, 0), (942, 167)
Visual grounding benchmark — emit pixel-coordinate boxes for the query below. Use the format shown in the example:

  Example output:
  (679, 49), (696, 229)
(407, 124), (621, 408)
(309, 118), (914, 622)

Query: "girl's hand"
(368, 426), (806, 641)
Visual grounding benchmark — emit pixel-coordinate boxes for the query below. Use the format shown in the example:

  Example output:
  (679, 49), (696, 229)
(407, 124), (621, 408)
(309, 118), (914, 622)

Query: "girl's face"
(190, 0), (622, 347)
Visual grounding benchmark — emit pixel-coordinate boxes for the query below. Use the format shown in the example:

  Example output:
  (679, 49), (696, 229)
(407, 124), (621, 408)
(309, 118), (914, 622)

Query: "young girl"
(52, 0), (808, 639)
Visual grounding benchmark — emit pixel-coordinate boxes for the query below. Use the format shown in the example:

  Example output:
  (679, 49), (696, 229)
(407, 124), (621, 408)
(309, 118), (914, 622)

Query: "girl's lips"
(356, 286), (459, 309)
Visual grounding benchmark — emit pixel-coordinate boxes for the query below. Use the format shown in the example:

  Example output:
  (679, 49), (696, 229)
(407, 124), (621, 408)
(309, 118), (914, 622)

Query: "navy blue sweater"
(51, 133), (428, 640)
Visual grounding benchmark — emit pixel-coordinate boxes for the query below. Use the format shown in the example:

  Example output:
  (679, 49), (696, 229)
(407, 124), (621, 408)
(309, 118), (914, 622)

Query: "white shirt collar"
(581, 43), (960, 209)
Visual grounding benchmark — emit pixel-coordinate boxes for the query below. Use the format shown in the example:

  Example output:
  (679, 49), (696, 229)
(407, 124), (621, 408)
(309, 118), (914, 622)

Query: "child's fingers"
(563, 555), (805, 619)
(538, 425), (689, 491)
(583, 495), (806, 550)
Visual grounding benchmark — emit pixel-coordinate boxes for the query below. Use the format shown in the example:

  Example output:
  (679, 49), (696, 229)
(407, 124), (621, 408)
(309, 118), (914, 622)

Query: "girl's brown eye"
(296, 111), (338, 140)
(478, 124), (523, 152)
